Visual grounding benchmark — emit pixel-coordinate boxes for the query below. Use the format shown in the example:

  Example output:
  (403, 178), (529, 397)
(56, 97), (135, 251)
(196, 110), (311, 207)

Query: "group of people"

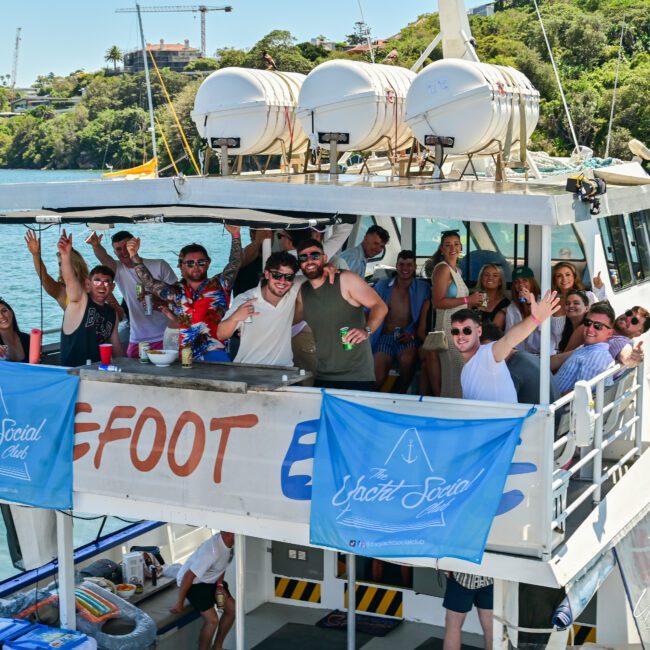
(7, 223), (646, 650)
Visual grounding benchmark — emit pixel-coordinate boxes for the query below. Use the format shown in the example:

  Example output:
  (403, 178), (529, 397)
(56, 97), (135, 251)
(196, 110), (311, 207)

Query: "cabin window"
(551, 225), (584, 262)
(628, 211), (650, 282)
(485, 223), (526, 269)
(598, 215), (632, 289)
(335, 553), (413, 590)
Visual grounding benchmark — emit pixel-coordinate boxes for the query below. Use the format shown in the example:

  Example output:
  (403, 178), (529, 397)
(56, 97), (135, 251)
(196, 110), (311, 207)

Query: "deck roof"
(1, 172), (649, 226)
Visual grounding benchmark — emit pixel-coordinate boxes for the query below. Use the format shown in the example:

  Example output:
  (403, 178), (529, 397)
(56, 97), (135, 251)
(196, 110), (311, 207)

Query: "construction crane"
(116, 5), (233, 58)
(11, 28), (22, 94)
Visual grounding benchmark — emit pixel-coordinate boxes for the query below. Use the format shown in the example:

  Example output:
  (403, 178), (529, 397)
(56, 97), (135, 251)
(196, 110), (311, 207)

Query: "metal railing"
(549, 359), (645, 536)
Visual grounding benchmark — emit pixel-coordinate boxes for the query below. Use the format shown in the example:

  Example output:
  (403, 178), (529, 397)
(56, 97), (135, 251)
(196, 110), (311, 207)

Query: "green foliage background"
(1, 0), (649, 171)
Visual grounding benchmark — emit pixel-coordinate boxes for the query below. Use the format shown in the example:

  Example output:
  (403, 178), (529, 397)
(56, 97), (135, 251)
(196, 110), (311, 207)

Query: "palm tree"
(105, 46), (123, 71)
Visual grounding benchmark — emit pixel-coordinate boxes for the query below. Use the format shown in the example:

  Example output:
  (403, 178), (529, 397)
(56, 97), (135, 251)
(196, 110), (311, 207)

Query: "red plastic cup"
(99, 344), (112, 365)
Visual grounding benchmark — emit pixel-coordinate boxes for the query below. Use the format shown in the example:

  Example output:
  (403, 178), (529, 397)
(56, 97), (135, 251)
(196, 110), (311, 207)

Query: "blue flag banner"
(0, 363), (79, 509)
(310, 393), (528, 563)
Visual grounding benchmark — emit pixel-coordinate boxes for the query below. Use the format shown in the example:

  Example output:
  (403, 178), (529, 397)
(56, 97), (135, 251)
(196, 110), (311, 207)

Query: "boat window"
(628, 211), (650, 282)
(72, 513), (141, 548)
(551, 225), (584, 261)
(598, 215), (632, 289)
(335, 553), (413, 590)
(485, 223), (526, 265)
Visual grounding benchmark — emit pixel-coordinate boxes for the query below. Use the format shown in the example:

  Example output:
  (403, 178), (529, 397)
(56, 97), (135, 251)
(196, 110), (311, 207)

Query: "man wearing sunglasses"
(450, 290), (560, 402)
(126, 226), (241, 362)
(555, 303), (618, 394)
(58, 230), (124, 366)
(218, 252), (301, 366)
(296, 239), (388, 390)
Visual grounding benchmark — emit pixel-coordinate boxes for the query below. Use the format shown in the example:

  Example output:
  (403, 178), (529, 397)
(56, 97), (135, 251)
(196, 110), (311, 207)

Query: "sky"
(0, 0), (470, 87)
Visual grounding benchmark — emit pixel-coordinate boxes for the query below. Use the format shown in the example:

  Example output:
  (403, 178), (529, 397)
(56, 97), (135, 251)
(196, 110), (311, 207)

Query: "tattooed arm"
(218, 225), (242, 291)
(126, 238), (180, 302)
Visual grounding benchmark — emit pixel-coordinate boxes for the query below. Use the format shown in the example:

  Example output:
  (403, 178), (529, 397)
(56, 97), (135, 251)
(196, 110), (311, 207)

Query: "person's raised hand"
(24, 230), (40, 256)
(234, 297), (259, 322)
(57, 229), (73, 257)
(529, 290), (560, 323)
(225, 224), (241, 237)
(126, 237), (141, 258)
(593, 271), (604, 290)
(467, 292), (483, 307)
(630, 340), (644, 366)
(323, 263), (338, 284)
(85, 231), (103, 248)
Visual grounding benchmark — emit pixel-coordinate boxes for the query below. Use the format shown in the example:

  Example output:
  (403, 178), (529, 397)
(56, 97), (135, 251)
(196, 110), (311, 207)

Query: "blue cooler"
(4, 625), (96, 650)
(0, 620), (33, 647)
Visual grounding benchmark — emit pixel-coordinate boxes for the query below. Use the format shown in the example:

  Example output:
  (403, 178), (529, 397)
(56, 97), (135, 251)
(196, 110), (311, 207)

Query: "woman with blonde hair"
(428, 230), (482, 397)
(475, 263), (510, 329)
(25, 230), (124, 318)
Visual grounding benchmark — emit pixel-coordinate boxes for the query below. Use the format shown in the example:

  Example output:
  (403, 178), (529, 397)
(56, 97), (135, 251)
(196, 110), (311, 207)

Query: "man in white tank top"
(451, 291), (560, 402)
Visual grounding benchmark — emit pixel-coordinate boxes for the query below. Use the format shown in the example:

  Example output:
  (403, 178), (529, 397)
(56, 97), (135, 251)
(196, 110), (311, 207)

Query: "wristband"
(463, 296), (468, 305)
(530, 314), (541, 325)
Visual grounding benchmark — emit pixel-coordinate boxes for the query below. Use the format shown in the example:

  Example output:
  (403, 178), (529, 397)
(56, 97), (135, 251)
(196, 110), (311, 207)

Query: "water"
(0, 169), (250, 343)
(0, 169), (252, 582)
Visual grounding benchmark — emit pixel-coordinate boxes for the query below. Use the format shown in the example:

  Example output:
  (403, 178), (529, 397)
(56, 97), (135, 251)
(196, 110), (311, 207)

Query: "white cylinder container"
(191, 67), (308, 156)
(297, 60), (416, 152)
(405, 59), (540, 155)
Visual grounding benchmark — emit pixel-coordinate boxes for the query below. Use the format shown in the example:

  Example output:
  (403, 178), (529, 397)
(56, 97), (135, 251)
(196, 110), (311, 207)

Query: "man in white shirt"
(451, 291), (560, 402)
(87, 230), (177, 357)
(218, 252), (301, 366)
(171, 531), (235, 650)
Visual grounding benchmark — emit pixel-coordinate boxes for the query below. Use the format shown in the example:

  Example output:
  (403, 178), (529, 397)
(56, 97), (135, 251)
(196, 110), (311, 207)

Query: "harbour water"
(0, 169), (249, 343)
(0, 169), (251, 580)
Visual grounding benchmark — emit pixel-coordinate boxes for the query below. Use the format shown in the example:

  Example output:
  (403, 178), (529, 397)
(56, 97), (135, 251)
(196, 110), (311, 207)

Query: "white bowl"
(116, 583), (136, 600)
(147, 349), (178, 367)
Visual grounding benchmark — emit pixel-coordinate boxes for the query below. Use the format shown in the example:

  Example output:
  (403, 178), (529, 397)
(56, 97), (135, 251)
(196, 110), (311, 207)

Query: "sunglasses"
(625, 309), (640, 325)
(91, 278), (112, 286)
(182, 259), (209, 268)
(451, 326), (474, 336)
(298, 251), (322, 263)
(583, 318), (613, 331)
(269, 271), (295, 282)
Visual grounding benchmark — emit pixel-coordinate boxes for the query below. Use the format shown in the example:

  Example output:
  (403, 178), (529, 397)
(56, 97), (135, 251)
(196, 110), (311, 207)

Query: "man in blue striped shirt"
(555, 302), (616, 394)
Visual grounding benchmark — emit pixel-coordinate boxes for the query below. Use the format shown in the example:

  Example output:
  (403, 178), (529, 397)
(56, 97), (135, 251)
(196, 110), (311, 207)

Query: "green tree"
(346, 21), (370, 46)
(105, 46), (123, 71)
(185, 58), (219, 72)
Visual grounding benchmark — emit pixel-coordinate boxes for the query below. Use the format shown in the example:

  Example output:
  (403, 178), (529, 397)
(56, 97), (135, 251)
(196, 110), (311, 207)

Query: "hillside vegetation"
(1, 0), (648, 171)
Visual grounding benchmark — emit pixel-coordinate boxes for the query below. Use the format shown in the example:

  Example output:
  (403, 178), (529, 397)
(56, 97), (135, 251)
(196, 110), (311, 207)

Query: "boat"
(0, 2), (649, 649)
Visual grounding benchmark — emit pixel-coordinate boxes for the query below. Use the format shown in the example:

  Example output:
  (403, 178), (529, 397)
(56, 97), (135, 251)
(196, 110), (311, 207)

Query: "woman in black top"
(475, 264), (510, 329)
(0, 300), (30, 362)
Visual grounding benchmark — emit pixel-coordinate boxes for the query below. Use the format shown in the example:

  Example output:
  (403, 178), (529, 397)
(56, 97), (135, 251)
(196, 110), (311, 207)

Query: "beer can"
(139, 341), (150, 363)
(135, 283), (144, 300)
(481, 292), (489, 308)
(144, 294), (154, 316)
(216, 586), (225, 609)
(181, 347), (193, 369)
(340, 327), (354, 351)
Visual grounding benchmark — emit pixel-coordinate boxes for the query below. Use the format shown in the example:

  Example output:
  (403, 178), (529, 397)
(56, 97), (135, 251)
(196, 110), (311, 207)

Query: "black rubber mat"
(316, 609), (402, 637)
(414, 637), (482, 649)
(251, 622), (372, 649)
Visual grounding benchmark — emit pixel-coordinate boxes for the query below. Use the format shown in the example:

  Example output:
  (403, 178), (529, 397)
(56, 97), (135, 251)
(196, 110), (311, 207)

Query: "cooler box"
(4, 625), (97, 650)
(0, 619), (34, 647)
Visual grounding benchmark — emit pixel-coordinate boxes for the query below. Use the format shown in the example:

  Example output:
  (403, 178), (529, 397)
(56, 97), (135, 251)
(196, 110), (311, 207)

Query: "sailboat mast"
(136, 3), (158, 173)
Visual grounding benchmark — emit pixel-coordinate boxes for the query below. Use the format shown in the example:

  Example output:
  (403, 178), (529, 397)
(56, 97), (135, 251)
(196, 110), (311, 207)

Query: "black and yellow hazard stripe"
(274, 577), (321, 603)
(344, 584), (403, 618)
(570, 623), (596, 645)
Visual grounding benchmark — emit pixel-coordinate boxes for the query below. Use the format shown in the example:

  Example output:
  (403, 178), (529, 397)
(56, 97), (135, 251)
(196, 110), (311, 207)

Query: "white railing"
(549, 359), (645, 537)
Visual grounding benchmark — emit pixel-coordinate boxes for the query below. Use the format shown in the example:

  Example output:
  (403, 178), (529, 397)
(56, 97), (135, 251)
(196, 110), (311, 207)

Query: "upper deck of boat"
(1, 171), (649, 227)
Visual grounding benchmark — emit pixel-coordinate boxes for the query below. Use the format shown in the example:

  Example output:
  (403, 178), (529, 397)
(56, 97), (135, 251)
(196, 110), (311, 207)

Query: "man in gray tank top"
(296, 239), (388, 391)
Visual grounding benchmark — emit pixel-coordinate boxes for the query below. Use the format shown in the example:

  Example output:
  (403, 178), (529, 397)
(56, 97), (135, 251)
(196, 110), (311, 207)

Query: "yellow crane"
(115, 5), (233, 58)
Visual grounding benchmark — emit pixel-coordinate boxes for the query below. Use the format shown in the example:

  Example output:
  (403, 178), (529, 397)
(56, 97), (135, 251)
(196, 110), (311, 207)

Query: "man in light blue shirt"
(334, 225), (390, 278)
(555, 303), (616, 394)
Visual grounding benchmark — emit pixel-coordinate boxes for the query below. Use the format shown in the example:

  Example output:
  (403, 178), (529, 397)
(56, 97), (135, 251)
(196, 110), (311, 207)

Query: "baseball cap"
(512, 266), (534, 280)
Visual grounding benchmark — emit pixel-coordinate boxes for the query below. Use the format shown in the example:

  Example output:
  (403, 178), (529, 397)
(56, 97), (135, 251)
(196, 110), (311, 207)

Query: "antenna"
(11, 28), (22, 93)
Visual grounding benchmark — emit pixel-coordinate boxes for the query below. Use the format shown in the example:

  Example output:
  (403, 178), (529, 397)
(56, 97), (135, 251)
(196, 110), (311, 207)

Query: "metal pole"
(539, 225), (552, 404)
(220, 145), (230, 176)
(56, 511), (76, 630)
(593, 380), (605, 504)
(136, 3), (158, 170)
(235, 533), (245, 650)
(634, 357), (644, 457)
(329, 139), (339, 177)
(347, 553), (356, 650)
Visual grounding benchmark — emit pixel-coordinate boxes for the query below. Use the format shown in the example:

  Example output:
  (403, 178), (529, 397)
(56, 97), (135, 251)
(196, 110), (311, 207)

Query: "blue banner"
(0, 363), (79, 509)
(310, 393), (527, 563)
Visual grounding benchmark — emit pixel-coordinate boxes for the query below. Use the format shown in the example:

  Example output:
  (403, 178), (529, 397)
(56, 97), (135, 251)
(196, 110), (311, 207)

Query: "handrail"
(548, 358), (644, 537)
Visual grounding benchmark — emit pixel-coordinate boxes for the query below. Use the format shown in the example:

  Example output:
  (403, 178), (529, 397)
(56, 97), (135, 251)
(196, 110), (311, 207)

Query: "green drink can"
(340, 326), (354, 350)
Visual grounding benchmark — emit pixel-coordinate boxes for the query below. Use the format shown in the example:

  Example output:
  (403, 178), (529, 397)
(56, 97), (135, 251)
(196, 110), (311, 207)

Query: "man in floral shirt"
(126, 225), (241, 361)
